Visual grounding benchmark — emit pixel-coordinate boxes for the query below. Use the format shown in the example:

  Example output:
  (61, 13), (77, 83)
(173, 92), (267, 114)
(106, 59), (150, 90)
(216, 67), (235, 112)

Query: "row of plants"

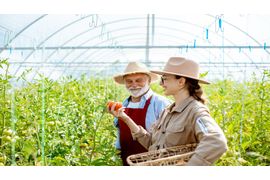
(0, 59), (127, 165)
(1, 58), (270, 165)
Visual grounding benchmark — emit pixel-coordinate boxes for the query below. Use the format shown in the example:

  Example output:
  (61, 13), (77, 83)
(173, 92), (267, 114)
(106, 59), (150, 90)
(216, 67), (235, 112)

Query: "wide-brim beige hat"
(113, 61), (159, 84)
(151, 57), (210, 84)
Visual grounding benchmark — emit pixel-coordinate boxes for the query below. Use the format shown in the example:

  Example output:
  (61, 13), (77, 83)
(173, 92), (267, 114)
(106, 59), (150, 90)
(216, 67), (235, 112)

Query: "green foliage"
(204, 70), (270, 166)
(1, 58), (269, 166)
(1, 60), (126, 165)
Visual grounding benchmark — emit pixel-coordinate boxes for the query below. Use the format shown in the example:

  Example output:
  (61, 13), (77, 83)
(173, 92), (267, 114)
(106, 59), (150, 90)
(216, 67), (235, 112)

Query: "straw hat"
(151, 57), (210, 84)
(113, 61), (159, 84)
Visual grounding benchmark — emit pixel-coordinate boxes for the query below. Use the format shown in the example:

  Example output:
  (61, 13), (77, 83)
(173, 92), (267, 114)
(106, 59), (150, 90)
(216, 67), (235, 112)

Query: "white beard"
(127, 84), (150, 98)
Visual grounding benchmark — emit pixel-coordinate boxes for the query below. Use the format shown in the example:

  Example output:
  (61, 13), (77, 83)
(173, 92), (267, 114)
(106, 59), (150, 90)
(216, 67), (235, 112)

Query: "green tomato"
(0, 155), (6, 162)
(47, 121), (55, 126)
(3, 129), (13, 136)
(2, 136), (12, 142)
(79, 143), (88, 148)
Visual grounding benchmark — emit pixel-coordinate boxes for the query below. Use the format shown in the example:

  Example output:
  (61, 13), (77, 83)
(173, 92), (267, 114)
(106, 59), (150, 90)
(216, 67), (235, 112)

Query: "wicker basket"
(127, 143), (197, 166)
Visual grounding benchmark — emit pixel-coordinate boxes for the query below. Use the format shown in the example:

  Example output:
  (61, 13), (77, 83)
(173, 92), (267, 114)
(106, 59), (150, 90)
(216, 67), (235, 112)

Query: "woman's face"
(160, 74), (185, 96)
(160, 74), (186, 96)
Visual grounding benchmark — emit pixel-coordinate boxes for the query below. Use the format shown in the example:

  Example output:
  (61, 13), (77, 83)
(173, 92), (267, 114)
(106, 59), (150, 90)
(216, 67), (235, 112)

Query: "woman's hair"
(175, 75), (207, 104)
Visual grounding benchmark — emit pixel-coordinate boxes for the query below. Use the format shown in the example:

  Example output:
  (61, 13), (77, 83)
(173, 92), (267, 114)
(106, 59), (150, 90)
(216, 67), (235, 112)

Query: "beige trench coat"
(132, 96), (228, 165)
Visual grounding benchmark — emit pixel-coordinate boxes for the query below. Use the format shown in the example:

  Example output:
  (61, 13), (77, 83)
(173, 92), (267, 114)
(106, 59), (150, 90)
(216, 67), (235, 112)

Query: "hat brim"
(114, 71), (160, 84)
(151, 70), (210, 84)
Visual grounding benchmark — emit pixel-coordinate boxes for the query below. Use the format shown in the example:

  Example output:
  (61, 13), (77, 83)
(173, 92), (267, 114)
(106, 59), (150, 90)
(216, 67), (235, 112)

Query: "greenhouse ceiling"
(0, 14), (270, 81)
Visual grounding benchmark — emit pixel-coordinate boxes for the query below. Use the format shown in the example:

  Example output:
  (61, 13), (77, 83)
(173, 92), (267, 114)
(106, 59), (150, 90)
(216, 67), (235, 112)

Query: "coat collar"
(166, 96), (195, 113)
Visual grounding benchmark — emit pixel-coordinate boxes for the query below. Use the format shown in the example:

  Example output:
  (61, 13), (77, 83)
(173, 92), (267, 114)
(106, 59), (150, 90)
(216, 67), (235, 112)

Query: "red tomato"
(107, 101), (122, 111)
(107, 101), (114, 110)
(114, 102), (122, 111)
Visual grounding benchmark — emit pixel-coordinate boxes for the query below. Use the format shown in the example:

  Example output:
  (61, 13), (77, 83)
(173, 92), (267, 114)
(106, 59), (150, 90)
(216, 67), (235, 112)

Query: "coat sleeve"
(131, 125), (152, 150)
(187, 115), (228, 165)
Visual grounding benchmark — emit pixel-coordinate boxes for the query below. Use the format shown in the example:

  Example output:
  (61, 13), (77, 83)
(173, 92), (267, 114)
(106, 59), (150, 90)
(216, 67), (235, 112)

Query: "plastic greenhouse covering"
(1, 14), (269, 82)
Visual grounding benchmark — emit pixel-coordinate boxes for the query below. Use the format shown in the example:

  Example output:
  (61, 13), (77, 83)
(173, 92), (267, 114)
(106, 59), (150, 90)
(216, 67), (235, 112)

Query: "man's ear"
(146, 74), (151, 84)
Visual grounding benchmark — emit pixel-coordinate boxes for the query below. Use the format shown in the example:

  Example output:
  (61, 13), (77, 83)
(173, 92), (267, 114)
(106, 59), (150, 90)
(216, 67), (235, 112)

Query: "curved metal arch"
(206, 14), (270, 55)
(61, 24), (254, 75)
(44, 25), (144, 62)
(33, 35), (254, 80)
(24, 16), (146, 61)
(24, 14), (95, 61)
(18, 17), (146, 77)
(13, 14), (95, 75)
(55, 24), (228, 65)
(58, 33), (226, 78)
(40, 16), (163, 64)
(47, 16), (257, 69)
(51, 16), (208, 65)
(155, 16), (269, 64)
(12, 15), (267, 79)
(0, 14), (47, 53)
(44, 25), (255, 79)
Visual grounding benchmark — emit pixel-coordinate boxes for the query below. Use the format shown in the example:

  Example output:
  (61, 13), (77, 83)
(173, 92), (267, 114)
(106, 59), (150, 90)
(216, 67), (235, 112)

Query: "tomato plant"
(1, 58), (269, 166)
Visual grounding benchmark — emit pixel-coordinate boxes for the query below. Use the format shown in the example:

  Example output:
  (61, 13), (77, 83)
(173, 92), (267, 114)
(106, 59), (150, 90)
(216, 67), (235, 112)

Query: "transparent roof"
(1, 14), (270, 81)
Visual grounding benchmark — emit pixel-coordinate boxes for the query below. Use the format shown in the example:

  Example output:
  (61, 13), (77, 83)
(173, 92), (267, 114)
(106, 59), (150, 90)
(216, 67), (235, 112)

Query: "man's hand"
(107, 102), (127, 120)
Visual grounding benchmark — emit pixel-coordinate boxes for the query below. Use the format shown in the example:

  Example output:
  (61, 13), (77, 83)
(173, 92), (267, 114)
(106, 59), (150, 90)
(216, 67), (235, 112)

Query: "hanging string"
(100, 23), (105, 40)
(4, 30), (12, 47)
(89, 14), (98, 28)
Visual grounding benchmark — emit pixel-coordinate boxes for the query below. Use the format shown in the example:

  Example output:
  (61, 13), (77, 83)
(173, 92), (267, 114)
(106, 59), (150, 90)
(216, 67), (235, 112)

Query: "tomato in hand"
(107, 101), (114, 110)
(114, 102), (122, 111)
(107, 101), (122, 111)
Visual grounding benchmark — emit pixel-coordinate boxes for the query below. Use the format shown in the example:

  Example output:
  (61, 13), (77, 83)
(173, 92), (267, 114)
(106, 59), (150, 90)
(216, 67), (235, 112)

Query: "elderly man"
(112, 61), (171, 165)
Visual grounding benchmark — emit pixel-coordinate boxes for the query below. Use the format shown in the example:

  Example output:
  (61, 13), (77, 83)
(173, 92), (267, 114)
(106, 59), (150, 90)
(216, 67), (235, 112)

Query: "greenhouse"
(0, 14), (269, 166)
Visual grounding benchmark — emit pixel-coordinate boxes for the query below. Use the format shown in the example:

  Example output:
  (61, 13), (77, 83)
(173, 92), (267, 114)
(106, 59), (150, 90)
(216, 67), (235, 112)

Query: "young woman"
(108, 57), (227, 165)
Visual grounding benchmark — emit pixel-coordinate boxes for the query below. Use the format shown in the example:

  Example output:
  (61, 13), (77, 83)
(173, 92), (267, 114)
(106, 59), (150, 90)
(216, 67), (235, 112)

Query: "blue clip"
(264, 42), (266, 50)
(206, 28), (209, 39)
(194, 39), (196, 48)
(219, 18), (222, 29)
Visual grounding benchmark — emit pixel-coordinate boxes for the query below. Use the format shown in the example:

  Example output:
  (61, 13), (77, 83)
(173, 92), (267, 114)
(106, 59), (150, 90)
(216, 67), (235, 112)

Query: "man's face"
(124, 73), (150, 89)
(123, 73), (150, 97)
